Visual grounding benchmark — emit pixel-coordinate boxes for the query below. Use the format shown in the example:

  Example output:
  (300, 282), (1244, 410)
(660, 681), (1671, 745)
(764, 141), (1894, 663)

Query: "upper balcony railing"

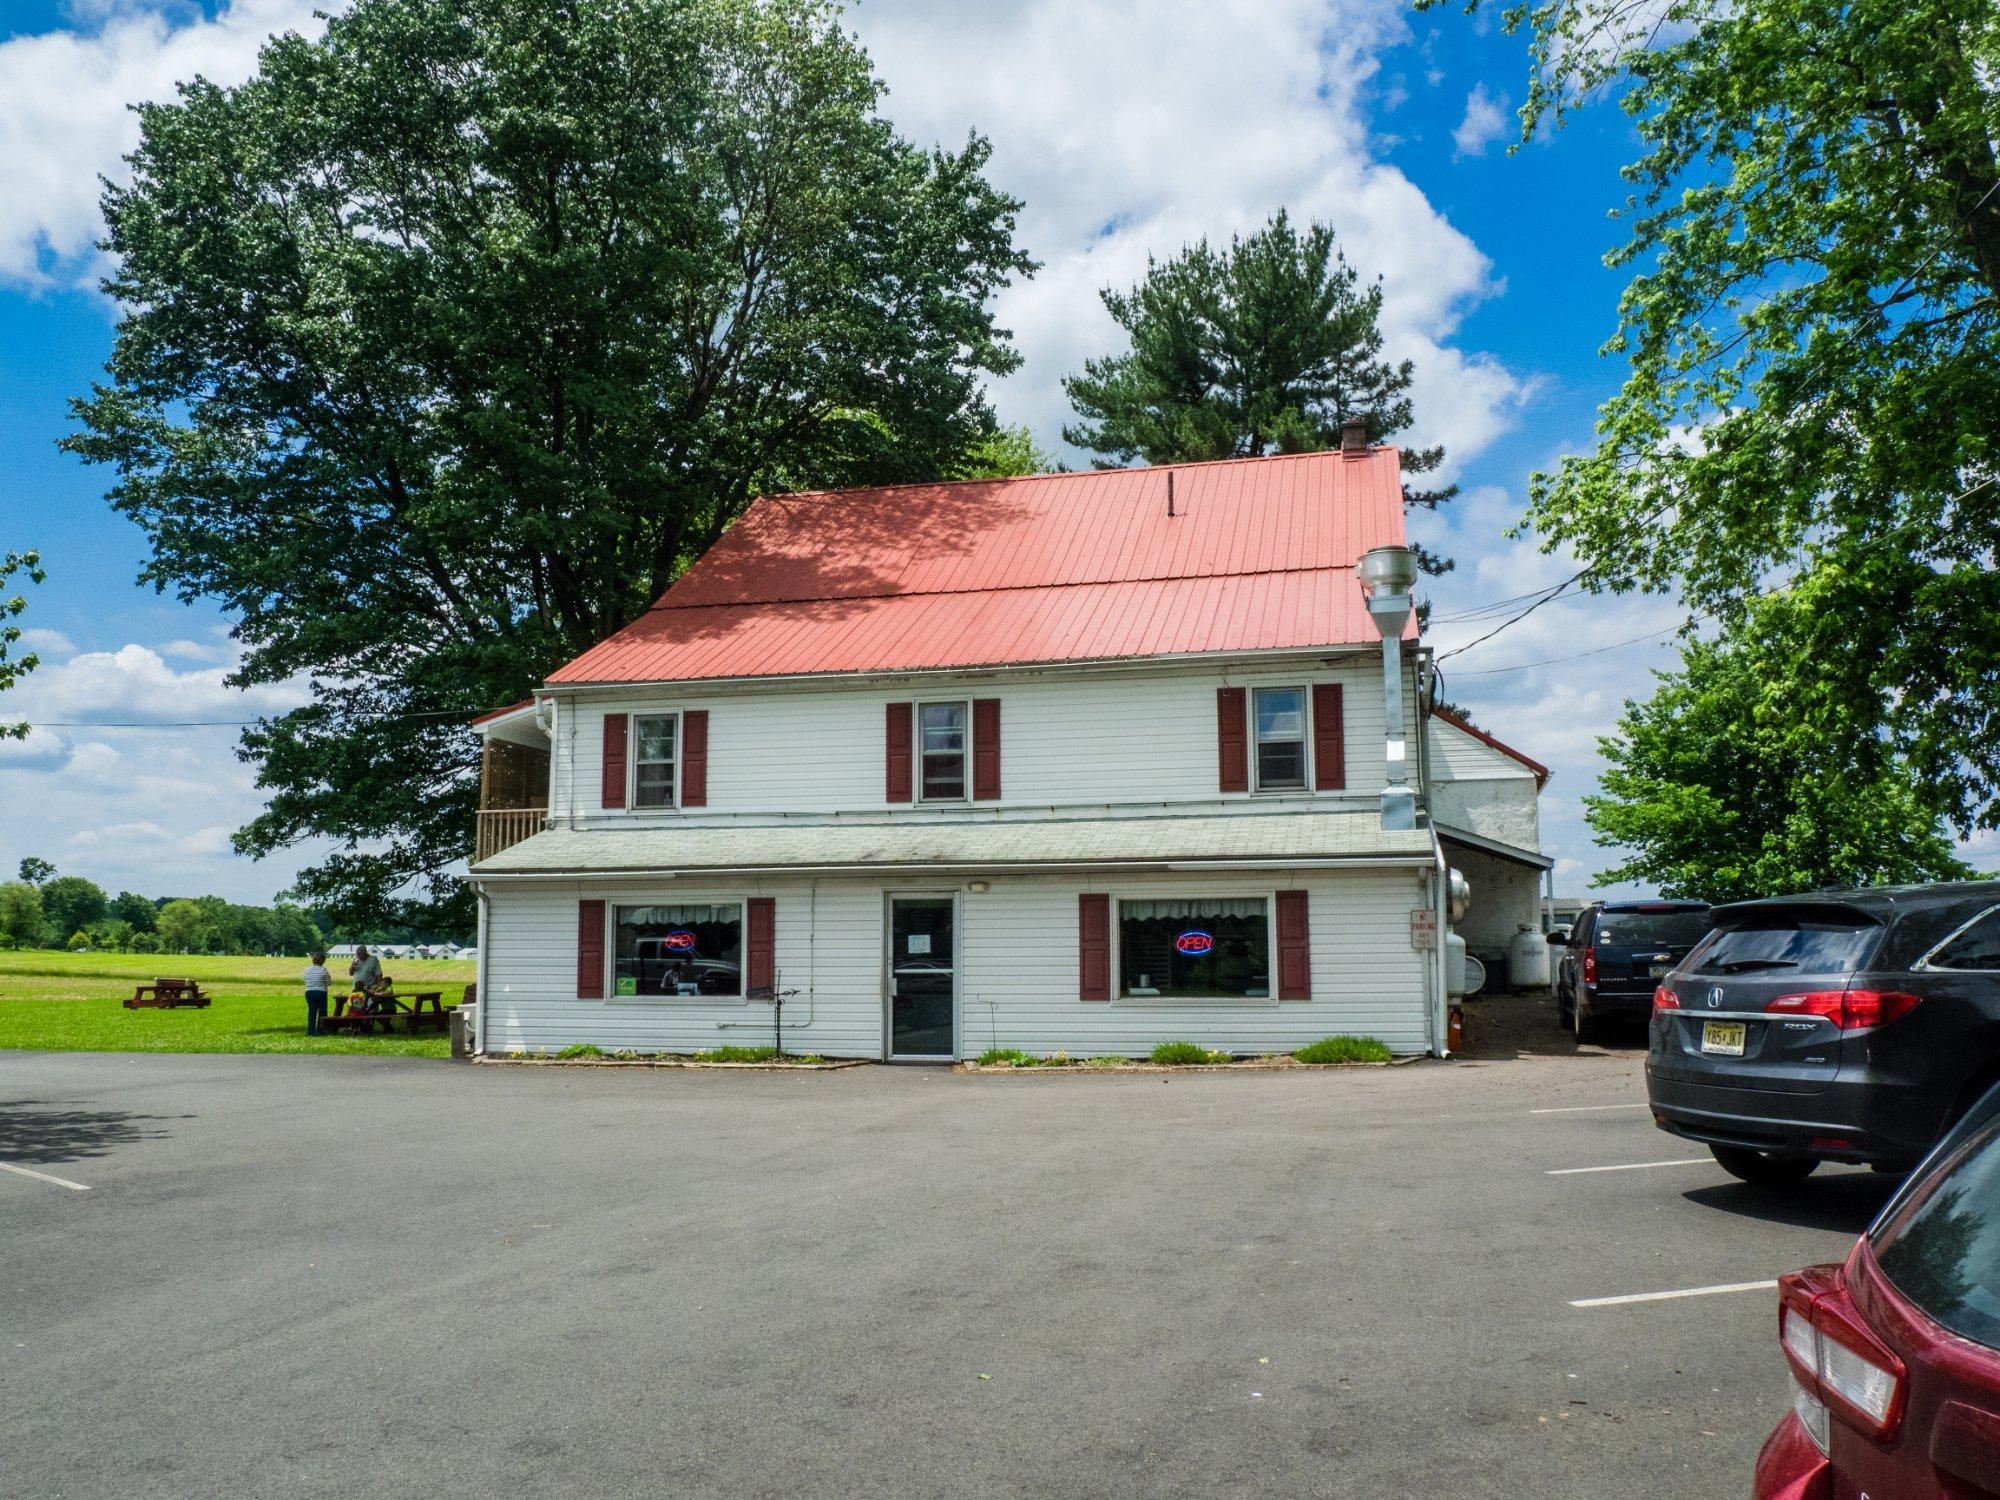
(476, 807), (548, 863)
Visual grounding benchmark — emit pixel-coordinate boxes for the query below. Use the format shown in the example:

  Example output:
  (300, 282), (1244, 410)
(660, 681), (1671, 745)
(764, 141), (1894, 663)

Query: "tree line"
(0, 857), (463, 956)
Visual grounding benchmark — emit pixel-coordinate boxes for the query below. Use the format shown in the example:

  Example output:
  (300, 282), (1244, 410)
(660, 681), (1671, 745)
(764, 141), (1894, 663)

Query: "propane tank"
(1446, 932), (1469, 997)
(1447, 868), (1471, 924)
(1509, 924), (1552, 989)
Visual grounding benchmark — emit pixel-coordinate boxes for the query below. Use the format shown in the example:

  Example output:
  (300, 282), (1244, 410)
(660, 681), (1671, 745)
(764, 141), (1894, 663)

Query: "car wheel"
(1709, 1145), (1819, 1186)
(1572, 992), (1600, 1044)
(1556, 982), (1571, 1028)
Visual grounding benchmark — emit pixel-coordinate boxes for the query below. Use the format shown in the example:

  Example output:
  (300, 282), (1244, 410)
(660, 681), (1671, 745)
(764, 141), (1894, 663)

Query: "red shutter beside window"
(681, 709), (709, 807)
(972, 698), (1001, 800)
(746, 896), (775, 998)
(1217, 687), (1248, 793)
(600, 714), (628, 809)
(1079, 893), (1111, 1001)
(577, 899), (606, 999)
(1312, 684), (1345, 791)
(885, 702), (913, 803)
(1275, 889), (1311, 1000)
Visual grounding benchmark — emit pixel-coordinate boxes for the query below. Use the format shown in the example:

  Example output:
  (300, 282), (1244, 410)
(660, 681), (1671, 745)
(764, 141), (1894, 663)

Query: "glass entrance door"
(889, 897), (956, 1059)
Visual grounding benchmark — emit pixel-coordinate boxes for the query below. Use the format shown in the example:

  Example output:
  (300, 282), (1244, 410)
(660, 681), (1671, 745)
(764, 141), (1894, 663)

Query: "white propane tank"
(1509, 924), (1552, 989)
(1446, 932), (1469, 997)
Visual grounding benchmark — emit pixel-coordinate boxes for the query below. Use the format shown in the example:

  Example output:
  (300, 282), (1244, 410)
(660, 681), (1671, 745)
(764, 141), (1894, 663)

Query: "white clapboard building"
(468, 434), (1550, 1060)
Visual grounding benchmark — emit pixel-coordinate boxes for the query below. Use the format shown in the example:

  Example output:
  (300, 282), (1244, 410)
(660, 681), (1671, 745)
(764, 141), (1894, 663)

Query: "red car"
(1754, 1082), (2000, 1498)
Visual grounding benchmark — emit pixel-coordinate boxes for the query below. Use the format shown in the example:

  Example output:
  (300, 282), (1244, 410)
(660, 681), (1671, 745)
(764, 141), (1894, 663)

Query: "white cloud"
(1451, 83), (1509, 159)
(849, 0), (1528, 470)
(18, 627), (78, 659)
(0, 637), (320, 900)
(156, 636), (233, 663)
(0, 0), (324, 287)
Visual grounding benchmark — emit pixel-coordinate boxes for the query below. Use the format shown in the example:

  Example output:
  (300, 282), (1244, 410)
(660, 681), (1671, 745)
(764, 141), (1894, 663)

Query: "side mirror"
(1545, 930), (1568, 946)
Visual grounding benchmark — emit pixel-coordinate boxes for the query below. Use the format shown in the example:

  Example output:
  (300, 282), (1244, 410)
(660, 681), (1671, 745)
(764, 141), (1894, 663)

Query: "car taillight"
(1653, 985), (1679, 1012)
(1582, 946), (1597, 984)
(1764, 990), (1921, 1031)
(1778, 1272), (1907, 1443)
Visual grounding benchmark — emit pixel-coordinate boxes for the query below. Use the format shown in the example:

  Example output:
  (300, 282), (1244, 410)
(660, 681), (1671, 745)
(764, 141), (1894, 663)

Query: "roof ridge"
(650, 560), (1362, 614)
(757, 444), (1403, 505)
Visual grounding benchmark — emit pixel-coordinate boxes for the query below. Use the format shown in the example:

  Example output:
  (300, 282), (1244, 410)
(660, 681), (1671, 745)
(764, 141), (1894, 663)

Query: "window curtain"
(1122, 898), (1267, 920)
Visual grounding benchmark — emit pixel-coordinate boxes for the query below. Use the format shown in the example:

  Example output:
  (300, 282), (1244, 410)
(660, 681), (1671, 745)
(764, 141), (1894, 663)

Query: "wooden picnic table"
(322, 991), (449, 1035)
(125, 977), (210, 1010)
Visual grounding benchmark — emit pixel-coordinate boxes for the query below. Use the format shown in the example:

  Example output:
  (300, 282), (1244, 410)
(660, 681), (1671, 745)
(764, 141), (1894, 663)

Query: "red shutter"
(600, 713), (628, 809)
(1217, 687), (1248, 793)
(972, 698), (1001, 800)
(1079, 893), (1111, 1001)
(1276, 889), (1311, 1000)
(746, 896), (775, 997)
(681, 709), (708, 807)
(885, 702), (913, 803)
(577, 899), (606, 999)
(1312, 683), (1345, 791)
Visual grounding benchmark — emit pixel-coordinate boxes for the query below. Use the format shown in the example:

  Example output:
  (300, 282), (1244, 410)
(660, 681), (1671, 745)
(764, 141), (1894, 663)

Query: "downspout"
(474, 883), (490, 1057)
(1432, 834), (1450, 1057)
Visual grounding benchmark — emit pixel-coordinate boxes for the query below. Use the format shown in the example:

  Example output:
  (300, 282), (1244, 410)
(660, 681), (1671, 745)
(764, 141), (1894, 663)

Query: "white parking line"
(1571, 1280), (1775, 1310)
(1530, 1102), (1650, 1115)
(1547, 1158), (1710, 1176)
(0, 1161), (91, 1192)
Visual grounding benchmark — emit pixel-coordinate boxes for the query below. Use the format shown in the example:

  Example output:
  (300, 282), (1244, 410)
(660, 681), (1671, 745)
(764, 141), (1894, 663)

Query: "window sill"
(604, 994), (751, 1007)
(1112, 994), (1280, 1008)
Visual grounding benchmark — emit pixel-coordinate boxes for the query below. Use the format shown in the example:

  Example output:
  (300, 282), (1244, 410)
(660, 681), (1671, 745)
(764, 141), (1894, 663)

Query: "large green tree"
(39, 875), (108, 943)
(1588, 589), (1973, 902)
(1063, 210), (1455, 563)
(1433, 0), (2000, 830)
(0, 882), (45, 949)
(67, 0), (1034, 929)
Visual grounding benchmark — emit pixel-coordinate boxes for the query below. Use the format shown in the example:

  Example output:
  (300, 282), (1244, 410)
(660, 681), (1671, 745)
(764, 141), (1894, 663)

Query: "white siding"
(483, 867), (1432, 1059)
(1427, 716), (1542, 853)
(544, 657), (1406, 827)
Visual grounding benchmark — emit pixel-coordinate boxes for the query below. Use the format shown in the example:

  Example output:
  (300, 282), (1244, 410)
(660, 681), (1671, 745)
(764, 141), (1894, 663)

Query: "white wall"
(1442, 842), (1543, 972)
(1427, 715), (1541, 853)
(539, 656), (1419, 826)
(482, 865), (1433, 1059)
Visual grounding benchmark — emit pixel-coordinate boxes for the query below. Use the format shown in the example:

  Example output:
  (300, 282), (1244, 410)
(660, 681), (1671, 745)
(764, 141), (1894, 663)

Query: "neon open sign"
(1175, 931), (1215, 956)
(663, 929), (698, 952)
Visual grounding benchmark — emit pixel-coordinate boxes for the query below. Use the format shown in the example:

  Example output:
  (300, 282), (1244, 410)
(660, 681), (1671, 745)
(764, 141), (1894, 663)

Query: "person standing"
(303, 950), (332, 1037)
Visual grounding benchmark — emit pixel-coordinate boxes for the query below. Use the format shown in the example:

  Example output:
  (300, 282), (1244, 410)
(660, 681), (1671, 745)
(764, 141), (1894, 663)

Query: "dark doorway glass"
(890, 897), (955, 1058)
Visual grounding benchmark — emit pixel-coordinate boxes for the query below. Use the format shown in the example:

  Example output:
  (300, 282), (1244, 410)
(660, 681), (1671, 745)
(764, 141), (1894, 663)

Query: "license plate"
(1701, 1020), (1747, 1057)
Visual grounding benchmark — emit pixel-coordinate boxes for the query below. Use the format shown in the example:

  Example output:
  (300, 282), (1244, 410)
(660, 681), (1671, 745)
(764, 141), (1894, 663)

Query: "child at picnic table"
(347, 945), (388, 1013)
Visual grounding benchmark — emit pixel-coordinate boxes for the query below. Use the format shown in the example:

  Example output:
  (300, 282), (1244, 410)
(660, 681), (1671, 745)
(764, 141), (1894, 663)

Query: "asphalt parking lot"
(1, 1005), (1897, 1499)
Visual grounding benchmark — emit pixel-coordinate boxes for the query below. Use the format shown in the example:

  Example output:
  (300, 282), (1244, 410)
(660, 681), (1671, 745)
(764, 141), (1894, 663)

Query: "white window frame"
(606, 895), (750, 1003)
(1251, 685), (1312, 793)
(629, 711), (682, 811)
(916, 699), (972, 804)
(1111, 891), (1279, 1004)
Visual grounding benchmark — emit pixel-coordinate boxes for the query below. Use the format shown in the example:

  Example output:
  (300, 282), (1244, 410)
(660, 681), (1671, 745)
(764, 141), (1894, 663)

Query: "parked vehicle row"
(1549, 899), (1711, 1043)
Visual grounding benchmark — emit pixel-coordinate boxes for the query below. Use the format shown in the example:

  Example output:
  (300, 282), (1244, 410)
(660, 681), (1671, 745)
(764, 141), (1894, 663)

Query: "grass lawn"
(0, 950), (476, 1058)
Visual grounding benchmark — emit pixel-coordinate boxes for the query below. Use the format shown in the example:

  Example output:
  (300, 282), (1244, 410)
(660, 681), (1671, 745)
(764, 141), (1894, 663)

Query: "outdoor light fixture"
(1359, 544), (1419, 832)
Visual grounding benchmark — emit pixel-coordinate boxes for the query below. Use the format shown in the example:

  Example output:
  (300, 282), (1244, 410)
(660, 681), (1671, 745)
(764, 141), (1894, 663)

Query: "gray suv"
(1647, 882), (2000, 1183)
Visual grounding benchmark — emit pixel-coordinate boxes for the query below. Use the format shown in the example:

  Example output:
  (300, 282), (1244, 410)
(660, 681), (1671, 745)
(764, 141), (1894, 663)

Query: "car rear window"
(1871, 1119), (2000, 1349)
(1688, 917), (1879, 975)
(1593, 909), (1710, 947)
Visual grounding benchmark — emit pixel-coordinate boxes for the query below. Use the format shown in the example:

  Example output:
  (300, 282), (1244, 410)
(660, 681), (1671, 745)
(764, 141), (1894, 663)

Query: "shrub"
(1150, 1040), (1228, 1066)
(1293, 1035), (1393, 1065)
(556, 1043), (604, 1060)
(977, 1047), (1035, 1067)
(701, 1044), (778, 1063)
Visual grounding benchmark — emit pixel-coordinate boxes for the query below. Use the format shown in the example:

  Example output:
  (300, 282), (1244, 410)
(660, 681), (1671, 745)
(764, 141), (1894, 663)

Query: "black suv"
(1552, 899), (1712, 1042)
(1648, 882), (2000, 1184)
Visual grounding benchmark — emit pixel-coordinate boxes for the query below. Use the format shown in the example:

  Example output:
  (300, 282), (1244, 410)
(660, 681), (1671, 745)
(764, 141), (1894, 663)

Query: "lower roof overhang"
(469, 810), (1438, 883)
(1435, 822), (1554, 871)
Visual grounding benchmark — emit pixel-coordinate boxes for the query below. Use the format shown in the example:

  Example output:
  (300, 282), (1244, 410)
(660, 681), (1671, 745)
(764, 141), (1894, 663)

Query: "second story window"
(633, 714), (678, 807)
(1253, 687), (1307, 790)
(919, 702), (967, 801)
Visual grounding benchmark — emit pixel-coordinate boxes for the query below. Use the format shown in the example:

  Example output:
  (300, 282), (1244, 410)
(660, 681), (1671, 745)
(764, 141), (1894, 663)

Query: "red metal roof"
(550, 448), (1413, 685)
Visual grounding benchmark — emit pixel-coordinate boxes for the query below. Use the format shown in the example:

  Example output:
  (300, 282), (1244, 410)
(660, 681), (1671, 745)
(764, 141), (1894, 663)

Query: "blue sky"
(0, 0), (1800, 903)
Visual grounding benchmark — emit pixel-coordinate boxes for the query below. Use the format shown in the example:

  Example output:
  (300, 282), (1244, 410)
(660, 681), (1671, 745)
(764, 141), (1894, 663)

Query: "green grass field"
(0, 950), (477, 1057)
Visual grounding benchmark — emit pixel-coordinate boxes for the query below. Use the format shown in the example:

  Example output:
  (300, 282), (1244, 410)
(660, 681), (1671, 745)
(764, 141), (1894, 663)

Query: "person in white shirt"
(303, 952), (332, 1036)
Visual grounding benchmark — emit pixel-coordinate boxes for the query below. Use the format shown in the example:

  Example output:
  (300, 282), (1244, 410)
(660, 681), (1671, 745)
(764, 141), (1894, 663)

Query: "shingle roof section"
(474, 809), (1434, 874)
(550, 447), (1411, 685)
